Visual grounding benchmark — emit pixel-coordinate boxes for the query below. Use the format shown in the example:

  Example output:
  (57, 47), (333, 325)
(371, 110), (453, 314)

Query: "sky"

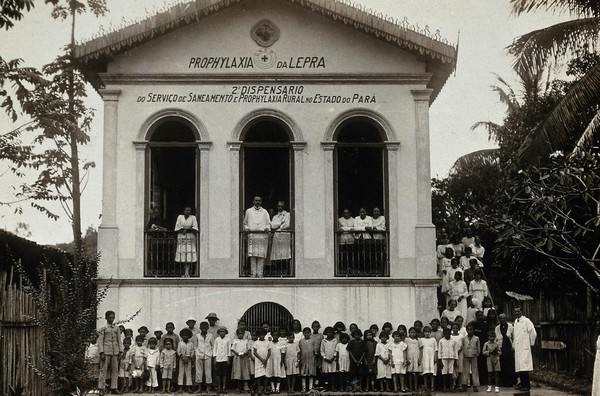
(0, 0), (569, 244)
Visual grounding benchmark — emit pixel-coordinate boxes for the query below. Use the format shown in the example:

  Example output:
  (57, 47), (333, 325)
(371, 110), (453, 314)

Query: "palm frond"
(471, 121), (505, 143)
(511, 0), (600, 17)
(450, 149), (500, 176)
(572, 109), (600, 154)
(517, 63), (600, 160)
(508, 17), (600, 71)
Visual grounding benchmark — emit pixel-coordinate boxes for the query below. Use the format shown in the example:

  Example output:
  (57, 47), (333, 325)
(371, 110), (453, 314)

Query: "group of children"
(88, 313), (509, 395)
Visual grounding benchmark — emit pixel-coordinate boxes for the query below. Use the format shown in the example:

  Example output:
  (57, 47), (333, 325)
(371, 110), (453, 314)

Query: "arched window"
(334, 118), (389, 277)
(240, 119), (294, 277)
(241, 302), (295, 333)
(145, 119), (199, 277)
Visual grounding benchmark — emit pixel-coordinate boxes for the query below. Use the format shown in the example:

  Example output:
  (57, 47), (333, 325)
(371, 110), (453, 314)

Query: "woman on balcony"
(270, 201), (291, 275)
(175, 206), (199, 277)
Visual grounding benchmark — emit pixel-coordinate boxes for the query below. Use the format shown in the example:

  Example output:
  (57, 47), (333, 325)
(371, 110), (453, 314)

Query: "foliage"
(14, 250), (107, 396)
(434, 53), (600, 294)
(494, 150), (600, 291)
(508, 0), (600, 160)
(0, 0), (35, 30)
(0, 0), (107, 252)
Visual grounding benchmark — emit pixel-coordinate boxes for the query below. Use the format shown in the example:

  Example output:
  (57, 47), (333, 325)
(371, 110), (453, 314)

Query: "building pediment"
(76, 0), (457, 102)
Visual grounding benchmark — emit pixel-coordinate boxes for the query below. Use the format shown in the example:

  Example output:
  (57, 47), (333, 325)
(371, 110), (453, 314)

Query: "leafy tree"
(0, 0), (35, 29)
(0, 0), (107, 252)
(16, 251), (108, 395)
(508, 0), (600, 160)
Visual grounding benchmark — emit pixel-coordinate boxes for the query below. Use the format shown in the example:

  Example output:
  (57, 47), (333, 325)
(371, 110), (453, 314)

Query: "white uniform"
(513, 315), (537, 372)
(244, 206), (271, 258)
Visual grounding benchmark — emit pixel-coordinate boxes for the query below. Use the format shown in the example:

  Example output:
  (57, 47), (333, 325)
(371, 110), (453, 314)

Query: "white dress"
(389, 341), (408, 374)
(175, 215), (198, 262)
(469, 279), (489, 307)
(270, 210), (292, 260)
(269, 340), (287, 378)
(375, 342), (391, 379)
(420, 338), (438, 375)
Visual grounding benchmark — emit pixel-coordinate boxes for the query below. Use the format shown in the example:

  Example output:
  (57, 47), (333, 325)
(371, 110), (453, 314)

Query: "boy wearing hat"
(206, 313), (221, 339)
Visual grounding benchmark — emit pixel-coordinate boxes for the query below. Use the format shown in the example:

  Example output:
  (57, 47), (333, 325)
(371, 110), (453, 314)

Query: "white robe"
(243, 206), (271, 258)
(270, 210), (291, 260)
(513, 315), (537, 372)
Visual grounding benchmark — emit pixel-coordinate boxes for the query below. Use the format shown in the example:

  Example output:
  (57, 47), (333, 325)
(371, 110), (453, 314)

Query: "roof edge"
(74, 0), (457, 66)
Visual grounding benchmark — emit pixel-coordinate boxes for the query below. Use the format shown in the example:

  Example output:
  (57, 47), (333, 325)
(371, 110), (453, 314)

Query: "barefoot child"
(335, 333), (351, 391)
(231, 328), (251, 392)
(285, 332), (300, 394)
(213, 327), (232, 393)
(299, 327), (316, 392)
(177, 328), (195, 393)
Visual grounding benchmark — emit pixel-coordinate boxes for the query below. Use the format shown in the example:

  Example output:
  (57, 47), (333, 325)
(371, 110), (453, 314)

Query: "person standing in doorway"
(244, 196), (271, 277)
(513, 307), (537, 392)
(175, 206), (198, 277)
(270, 200), (292, 272)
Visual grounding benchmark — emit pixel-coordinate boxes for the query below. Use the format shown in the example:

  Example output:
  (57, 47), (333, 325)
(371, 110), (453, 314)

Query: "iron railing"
(335, 231), (389, 277)
(239, 231), (295, 277)
(145, 231), (200, 277)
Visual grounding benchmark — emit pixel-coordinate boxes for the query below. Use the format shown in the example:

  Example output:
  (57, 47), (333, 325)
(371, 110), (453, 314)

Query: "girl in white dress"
(335, 333), (351, 391)
(174, 206), (198, 277)
(253, 329), (271, 394)
(375, 332), (392, 391)
(269, 331), (287, 393)
(389, 331), (408, 392)
(419, 326), (438, 391)
(320, 327), (338, 391)
(284, 333), (300, 393)
(469, 270), (489, 308)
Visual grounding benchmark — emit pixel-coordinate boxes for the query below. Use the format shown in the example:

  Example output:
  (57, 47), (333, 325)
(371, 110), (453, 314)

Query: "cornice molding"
(99, 73), (432, 86)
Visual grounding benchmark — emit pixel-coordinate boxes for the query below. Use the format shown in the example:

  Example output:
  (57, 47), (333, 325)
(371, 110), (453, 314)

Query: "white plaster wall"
(107, 0), (424, 76)
(98, 282), (439, 335)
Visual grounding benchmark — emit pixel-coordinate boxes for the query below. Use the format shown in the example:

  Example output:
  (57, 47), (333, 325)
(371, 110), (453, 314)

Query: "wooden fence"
(501, 290), (597, 378)
(0, 269), (46, 395)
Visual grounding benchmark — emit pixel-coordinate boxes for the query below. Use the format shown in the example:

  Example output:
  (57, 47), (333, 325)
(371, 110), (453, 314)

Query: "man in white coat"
(513, 307), (537, 391)
(244, 196), (271, 277)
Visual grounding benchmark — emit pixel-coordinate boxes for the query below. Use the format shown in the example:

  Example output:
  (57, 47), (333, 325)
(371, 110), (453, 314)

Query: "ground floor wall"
(98, 279), (439, 333)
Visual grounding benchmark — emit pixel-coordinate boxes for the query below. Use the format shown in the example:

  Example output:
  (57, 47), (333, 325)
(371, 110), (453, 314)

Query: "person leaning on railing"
(175, 206), (198, 277)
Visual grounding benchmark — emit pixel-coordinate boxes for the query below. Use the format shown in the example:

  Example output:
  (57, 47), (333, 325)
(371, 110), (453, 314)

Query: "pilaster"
(411, 89), (437, 277)
(228, 141), (242, 271)
(321, 141), (336, 272)
(198, 141), (213, 276)
(291, 141), (307, 274)
(98, 89), (121, 279)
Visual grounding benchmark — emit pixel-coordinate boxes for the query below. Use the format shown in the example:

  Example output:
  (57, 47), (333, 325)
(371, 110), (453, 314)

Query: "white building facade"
(76, 0), (457, 332)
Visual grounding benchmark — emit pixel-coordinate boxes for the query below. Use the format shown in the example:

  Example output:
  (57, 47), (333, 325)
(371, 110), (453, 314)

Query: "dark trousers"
(518, 371), (531, 389)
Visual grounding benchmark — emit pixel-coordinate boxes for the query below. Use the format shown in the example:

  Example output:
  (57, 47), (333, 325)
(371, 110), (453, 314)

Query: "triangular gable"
(75, 0), (457, 102)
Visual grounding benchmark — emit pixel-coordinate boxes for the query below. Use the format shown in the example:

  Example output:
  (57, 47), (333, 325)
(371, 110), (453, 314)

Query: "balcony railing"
(145, 231), (200, 277)
(335, 231), (389, 277)
(239, 231), (295, 277)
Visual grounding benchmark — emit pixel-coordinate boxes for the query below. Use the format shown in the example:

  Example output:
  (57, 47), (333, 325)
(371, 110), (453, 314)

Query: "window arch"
(145, 118), (200, 277)
(240, 117), (295, 277)
(241, 302), (295, 333)
(334, 117), (389, 277)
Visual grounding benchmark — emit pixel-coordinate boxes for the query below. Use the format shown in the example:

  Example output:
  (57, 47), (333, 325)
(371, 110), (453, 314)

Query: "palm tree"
(508, 0), (600, 159)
